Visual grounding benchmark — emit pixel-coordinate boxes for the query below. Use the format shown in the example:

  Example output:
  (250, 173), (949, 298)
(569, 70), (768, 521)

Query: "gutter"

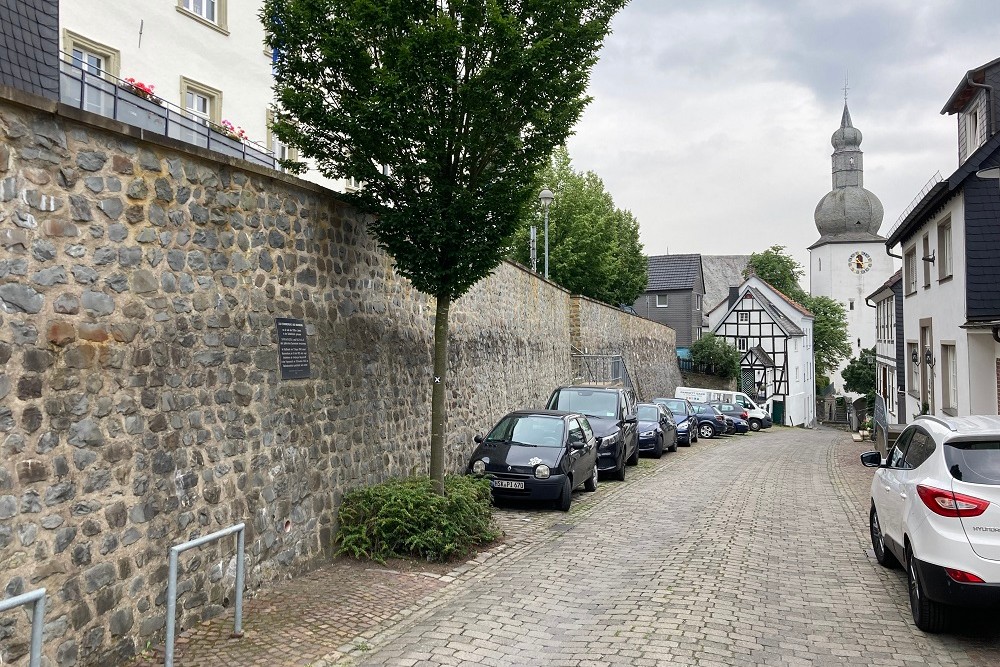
(968, 75), (996, 138)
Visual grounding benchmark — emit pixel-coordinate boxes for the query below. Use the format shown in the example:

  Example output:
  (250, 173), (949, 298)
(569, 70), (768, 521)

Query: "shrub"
(336, 474), (500, 563)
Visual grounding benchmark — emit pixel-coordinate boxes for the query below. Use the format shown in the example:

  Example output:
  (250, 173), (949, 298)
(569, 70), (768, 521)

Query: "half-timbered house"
(711, 276), (815, 426)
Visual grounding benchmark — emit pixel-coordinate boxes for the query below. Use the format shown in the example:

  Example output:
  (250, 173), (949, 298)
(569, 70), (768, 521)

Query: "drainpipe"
(969, 75), (996, 138)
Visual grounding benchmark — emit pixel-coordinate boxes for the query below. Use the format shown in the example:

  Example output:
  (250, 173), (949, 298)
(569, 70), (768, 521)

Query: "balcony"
(59, 58), (276, 170)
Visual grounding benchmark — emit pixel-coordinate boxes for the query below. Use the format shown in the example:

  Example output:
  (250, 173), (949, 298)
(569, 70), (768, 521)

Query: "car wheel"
(613, 450), (626, 481)
(906, 543), (948, 632)
(699, 423), (715, 439)
(584, 463), (598, 492)
(749, 419), (761, 432)
(653, 435), (663, 458)
(869, 503), (899, 569)
(691, 428), (697, 444)
(626, 440), (639, 466)
(557, 476), (572, 512)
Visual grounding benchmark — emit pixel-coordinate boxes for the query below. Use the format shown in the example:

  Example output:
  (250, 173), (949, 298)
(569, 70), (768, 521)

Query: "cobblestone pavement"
(157, 427), (1000, 666)
(332, 426), (1000, 667)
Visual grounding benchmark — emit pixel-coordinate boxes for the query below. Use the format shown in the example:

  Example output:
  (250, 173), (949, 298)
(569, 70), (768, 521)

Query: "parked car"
(861, 415), (1000, 632)
(689, 401), (727, 439)
(676, 386), (772, 430)
(468, 410), (599, 511)
(545, 385), (639, 481)
(651, 397), (698, 446)
(711, 402), (752, 435)
(636, 403), (677, 457)
(712, 401), (771, 431)
(729, 415), (750, 435)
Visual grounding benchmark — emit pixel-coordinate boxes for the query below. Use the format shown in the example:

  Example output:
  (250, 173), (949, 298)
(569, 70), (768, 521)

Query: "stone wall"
(678, 371), (735, 392)
(572, 295), (683, 401)
(0, 90), (672, 666)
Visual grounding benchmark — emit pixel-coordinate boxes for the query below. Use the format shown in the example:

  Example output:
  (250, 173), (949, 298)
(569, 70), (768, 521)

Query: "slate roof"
(866, 269), (902, 302)
(701, 255), (750, 314)
(745, 286), (806, 337)
(645, 254), (702, 291)
(747, 345), (775, 367)
(941, 57), (1000, 115)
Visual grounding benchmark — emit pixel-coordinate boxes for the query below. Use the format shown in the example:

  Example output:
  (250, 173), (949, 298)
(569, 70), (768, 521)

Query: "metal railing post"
(0, 588), (47, 667)
(164, 523), (246, 667)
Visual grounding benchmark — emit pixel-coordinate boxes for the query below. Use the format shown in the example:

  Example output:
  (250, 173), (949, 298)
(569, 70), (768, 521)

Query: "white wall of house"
(872, 290), (899, 424)
(60, 1), (351, 193)
(897, 193), (974, 418)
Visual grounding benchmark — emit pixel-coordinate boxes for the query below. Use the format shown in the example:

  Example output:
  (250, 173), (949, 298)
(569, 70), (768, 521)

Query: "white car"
(861, 415), (1000, 632)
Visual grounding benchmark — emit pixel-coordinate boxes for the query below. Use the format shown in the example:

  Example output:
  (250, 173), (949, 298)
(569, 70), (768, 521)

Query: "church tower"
(809, 103), (893, 394)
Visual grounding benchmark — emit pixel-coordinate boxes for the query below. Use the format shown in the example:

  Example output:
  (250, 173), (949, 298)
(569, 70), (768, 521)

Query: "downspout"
(969, 75), (996, 138)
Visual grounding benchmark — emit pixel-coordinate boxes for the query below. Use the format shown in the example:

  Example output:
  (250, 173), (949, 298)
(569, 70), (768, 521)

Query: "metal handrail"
(58, 52), (276, 168)
(165, 523), (246, 667)
(888, 171), (943, 238)
(0, 588), (46, 667)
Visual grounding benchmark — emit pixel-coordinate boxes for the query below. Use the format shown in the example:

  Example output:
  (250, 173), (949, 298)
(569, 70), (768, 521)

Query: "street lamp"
(539, 188), (554, 279)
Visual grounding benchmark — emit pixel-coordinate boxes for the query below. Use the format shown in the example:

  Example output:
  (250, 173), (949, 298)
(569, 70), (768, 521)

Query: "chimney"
(728, 286), (740, 308)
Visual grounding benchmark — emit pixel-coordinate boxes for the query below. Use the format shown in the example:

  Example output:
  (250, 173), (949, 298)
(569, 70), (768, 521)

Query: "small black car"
(468, 410), (599, 511)
(545, 385), (638, 481)
(637, 403), (678, 457)
(690, 401), (728, 439)
(652, 397), (698, 446)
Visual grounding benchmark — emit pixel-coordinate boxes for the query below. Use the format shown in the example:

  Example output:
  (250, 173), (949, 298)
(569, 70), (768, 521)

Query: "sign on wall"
(275, 318), (311, 380)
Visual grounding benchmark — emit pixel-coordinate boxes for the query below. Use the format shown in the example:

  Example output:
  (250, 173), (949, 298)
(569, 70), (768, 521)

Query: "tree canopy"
(262, 0), (628, 491)
(510, 147), (646, 305)
(690, 333), (741, 381)
(744, 245), (808, 303)
(842, 346), (876, 406)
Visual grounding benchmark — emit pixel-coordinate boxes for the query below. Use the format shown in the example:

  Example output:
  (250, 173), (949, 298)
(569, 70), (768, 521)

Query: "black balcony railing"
(58, 56), (277, 170)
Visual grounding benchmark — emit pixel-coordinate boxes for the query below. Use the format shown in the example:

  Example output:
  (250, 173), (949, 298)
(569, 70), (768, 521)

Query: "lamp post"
(539, 188), (554, 279)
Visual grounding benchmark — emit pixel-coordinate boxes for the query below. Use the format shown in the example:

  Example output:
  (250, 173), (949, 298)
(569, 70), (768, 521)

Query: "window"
(818, 258), (821, 271)
(737, 338), (748, 352)
(267, 110), (299, 172)
(62, 31), (121, 115)
(180, 77), (222, 125)
(967, 109), (982, 153)
(793, 339), (798, 352)
(795, 366), (800, 382)
(656, 295), (668, 308)
(922, 234), (931, 288)
(695, 295), (702, 311)
(904, 248), (917, 295)
(178, 0), (229, 33)
(938, 220), (953, 280)
(345, 176), (363, 192)
(942, 344), (958, 411)
(903, 430), (936, 469)
(738, 312), (749, 323)
(849, 298), (855, 311)
(888, 429), (913, 469)
(907, 342), (919, 393)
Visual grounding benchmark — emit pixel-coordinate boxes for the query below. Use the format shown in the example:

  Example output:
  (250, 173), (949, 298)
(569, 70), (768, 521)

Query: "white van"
(674, 386), (773, 431)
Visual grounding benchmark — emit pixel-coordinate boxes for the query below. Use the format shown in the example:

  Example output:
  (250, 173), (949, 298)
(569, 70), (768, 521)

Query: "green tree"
(808, 295), (852, 383)
(511, 147), (646, 304)
(744, 245), (808, 303)
(842, 346), (876, 406)
(263, 0), (627, 493)
(689, 334), (741, 380)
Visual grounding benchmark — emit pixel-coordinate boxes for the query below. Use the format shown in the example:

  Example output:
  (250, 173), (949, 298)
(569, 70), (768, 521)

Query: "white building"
(711, 276), (815, 427)
(58, 1), (354, 192)
(885, 57), (1000, 418)
(867, 270), (903, 426)
(809, 104), (894, 394)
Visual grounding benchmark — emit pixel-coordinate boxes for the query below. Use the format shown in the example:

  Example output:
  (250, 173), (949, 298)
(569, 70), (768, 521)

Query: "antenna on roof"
(843, 71), (849, 104)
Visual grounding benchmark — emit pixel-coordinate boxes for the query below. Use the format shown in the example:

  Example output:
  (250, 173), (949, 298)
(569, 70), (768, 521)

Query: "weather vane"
(843, 72), (849, 104)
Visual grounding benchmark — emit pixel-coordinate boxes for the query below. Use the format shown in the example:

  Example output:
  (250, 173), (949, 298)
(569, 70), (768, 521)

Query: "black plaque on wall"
(275, 318), (311, 380)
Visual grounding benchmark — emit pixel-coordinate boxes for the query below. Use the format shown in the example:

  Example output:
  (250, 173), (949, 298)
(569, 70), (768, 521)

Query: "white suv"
(861, 415), (1000, 632)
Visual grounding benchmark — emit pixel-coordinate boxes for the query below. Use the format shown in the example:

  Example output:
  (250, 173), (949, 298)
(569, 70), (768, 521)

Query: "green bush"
(336, 474), (500, 563)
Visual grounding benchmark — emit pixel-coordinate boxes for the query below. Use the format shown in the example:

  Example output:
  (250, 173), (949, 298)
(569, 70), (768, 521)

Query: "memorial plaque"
(275, 318), (311, 380)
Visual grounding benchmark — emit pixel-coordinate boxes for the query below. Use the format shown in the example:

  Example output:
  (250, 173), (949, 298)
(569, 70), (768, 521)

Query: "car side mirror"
(860, 451), (882, 468)
(474, 434), (484, 444)
(624, 415), (637, 424)
(570, 441), (586, 451)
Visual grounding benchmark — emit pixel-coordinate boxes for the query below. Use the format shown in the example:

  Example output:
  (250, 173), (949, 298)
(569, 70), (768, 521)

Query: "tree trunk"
(430, 293), (451, 495)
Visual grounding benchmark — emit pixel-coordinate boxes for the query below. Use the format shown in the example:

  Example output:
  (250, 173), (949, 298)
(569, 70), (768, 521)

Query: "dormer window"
(967, 109), (983, 153)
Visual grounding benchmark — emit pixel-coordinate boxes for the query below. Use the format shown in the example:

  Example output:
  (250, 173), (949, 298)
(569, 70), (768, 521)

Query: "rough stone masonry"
(0, 90), (680, 665)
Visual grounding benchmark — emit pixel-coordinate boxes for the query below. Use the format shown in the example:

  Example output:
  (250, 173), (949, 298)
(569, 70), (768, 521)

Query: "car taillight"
(715, 415), (724, 422)
(741, 412), (748, 419)
(944, 567), (985, 583)
(916, 485), (990, 517)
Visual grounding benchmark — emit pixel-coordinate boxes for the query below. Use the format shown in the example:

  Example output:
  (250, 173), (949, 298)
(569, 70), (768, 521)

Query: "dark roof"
(747, 345), (775, 367)
(886, 129), (1000, 247)
(941, 57), (1000, 115)
(701, 255), (750, 314)
(866, 269), (902, 302)
(645, 254), (702, 291)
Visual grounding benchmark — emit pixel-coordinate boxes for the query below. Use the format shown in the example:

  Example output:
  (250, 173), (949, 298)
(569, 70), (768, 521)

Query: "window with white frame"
(656, 294), (668, 308)
(695, 294), (702, 310)
(938, 220), (953, 280)
(178, 0), (228, 31)
(904, 248), (917, 295)
(795, 366), (800, 382)
(737, 338), (748, 352)
(942, 344), (958, 410)
(967, 109), (983, 153)
(738, 312), (749, 322)
(922, 233), (931, 287)
(63, 31), (120, 115)
(266, 110), (298, 172)
(907, 342), (919, 393)
(180, 77), (221, 126)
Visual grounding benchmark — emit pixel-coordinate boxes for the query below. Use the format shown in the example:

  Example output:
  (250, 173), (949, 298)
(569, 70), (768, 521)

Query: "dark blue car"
(636, 403), (677, 457)
(652, 397), (698, 446)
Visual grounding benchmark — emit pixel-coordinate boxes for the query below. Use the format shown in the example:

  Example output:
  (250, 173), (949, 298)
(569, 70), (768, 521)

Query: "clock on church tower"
(848, 250), (872, 274)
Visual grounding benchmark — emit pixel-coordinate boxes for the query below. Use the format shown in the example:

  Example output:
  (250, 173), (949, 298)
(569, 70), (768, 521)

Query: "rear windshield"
(945, 441), (1000, 485)
(550, 390), (618, 419)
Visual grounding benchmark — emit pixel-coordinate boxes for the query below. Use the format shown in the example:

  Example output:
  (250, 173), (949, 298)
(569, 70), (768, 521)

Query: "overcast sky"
(565, 0), (1000, 275)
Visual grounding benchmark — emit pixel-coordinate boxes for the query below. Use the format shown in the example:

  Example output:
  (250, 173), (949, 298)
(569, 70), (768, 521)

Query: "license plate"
(492, 480), (524, 490)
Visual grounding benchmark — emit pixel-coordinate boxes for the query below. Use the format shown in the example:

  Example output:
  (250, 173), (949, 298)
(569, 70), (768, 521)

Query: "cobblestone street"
(164, 426), (1000, 666)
